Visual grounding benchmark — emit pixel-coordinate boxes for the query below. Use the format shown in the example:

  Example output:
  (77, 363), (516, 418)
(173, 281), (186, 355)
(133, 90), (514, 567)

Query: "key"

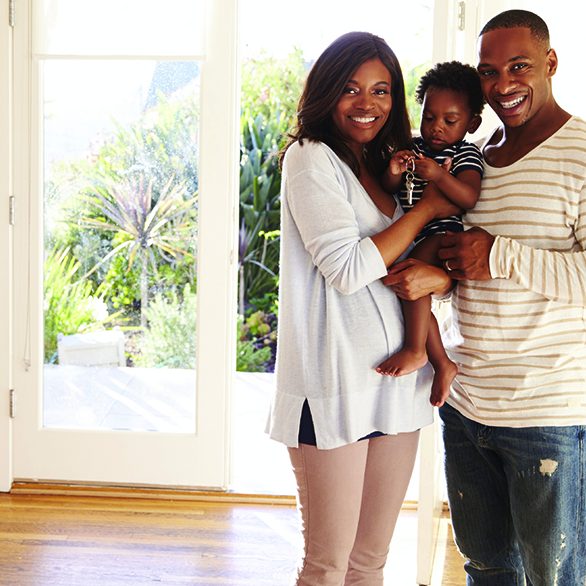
(405, 157), (416, 206)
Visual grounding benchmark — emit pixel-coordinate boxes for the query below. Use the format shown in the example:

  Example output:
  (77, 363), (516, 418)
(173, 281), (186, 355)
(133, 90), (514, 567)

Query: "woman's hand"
(382, 258), (453, 300)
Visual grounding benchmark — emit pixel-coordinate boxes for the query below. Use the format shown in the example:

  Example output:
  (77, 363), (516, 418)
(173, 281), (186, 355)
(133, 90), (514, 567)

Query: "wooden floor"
(0, 489), (466, 585)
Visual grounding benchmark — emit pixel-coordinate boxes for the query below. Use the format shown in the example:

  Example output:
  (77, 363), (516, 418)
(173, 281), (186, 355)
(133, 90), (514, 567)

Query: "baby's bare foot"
(429, 360), (458, 407)
(376, 348), (428, 377)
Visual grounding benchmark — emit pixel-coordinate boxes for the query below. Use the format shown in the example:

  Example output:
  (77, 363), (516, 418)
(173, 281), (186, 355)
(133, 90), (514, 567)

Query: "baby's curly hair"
(415, 61), (484, 116)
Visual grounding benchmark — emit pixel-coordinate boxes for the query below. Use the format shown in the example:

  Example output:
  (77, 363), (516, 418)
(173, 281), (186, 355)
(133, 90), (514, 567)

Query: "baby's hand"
(414, 153), (451, 181)
(415, 154), (444, 181)
(389, 150), (415, 176)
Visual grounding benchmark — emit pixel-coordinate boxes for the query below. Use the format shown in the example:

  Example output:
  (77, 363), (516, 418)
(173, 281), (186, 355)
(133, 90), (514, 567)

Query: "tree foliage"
(43, 51), (427, 372)
(81, 175), (196, 327)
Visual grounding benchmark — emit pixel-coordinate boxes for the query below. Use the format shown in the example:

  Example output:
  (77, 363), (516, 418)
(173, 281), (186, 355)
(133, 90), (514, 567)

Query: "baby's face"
(419, 87), (478, 152)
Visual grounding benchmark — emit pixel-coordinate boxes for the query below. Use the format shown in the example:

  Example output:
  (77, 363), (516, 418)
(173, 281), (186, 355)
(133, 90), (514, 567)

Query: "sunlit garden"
(44, 52), (425, 374)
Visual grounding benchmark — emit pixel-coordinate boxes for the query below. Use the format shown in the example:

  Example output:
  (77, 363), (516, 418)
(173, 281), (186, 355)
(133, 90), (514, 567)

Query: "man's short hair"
(480, 9), (550, 47)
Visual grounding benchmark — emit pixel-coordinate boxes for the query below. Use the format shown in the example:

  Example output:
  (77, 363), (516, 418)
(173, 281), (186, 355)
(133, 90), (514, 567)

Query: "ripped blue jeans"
(439, 403), (586, 586)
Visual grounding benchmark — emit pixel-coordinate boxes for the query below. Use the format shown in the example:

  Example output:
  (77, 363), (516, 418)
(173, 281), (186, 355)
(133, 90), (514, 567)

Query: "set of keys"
(405, 156), (416, 206)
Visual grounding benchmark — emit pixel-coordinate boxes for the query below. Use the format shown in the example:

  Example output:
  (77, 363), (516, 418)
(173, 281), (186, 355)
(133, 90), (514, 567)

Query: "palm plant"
(81, 175), (197, 327)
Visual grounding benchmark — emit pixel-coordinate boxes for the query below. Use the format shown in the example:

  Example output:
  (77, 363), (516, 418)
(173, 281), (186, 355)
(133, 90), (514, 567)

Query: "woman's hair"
(281, 31), (412, 177)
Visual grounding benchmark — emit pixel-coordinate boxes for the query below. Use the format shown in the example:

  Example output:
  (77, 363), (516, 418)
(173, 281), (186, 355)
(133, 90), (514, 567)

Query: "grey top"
(266, 140), (433, 449)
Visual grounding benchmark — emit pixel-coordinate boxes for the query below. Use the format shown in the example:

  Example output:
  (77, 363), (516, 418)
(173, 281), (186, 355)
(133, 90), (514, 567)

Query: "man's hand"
(383, 258), (452, 300)
(438, 227), (495, 280)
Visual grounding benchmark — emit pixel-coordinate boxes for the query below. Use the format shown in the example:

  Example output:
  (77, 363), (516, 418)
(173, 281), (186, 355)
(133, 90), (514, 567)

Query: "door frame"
(0, 0), (13, 493)
(4, 0), (240, 491)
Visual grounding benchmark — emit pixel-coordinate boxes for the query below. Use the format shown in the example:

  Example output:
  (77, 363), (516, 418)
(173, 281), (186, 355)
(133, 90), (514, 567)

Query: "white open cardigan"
(266, 140), (433, 449)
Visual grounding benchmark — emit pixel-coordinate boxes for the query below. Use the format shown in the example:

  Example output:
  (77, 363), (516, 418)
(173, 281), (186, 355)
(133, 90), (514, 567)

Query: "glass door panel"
(11, 0), (238, 488)
(42, 59), (199, 433)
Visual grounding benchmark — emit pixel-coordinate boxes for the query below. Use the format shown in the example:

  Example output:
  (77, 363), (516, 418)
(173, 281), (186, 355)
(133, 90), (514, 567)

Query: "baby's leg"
(376, 237), (439, 376)
(413, 235), (458, 404)
(376, 295), (429, 376)
(427, 312), (457, 407)
(377, 235), (457, 400)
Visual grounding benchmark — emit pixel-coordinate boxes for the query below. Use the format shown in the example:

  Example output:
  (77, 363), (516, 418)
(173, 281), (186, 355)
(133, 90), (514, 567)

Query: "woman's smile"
(332, 57), (392, 154)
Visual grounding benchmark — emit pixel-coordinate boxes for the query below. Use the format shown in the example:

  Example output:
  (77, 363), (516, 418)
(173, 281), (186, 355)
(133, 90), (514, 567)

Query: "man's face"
(477, 26), (557, 128)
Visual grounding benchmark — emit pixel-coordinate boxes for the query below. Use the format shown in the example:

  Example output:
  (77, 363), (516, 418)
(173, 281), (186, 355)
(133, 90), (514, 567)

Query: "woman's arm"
(370, 184), (461, 266)
(284, 142), (458, 294)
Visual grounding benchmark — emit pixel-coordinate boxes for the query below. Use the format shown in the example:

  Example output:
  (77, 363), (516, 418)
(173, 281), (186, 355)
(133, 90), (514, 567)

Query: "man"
(434, 9), (586, 585)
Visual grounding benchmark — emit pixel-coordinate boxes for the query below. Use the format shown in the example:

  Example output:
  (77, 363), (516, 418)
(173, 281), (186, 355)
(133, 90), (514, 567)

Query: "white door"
(9, 0), (239, 489)
(0, 0), (13, 492)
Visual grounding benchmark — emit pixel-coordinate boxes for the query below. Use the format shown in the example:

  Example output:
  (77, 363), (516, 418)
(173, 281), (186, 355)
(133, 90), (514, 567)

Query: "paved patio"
(43, 365), (295, 495)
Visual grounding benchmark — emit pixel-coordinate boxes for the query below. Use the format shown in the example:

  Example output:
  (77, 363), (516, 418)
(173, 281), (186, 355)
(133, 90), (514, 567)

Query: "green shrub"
(237, 309), (277, 373)
(87, 91), (200, 196)
(135, 286), (272, 372)
(240, 48), (305, 126)
(236, 315), (272, 373)
(404, 61), (431, 128)
(45, 90), (200, 331)
(134, 285), (197, 369)
(44, 248), (116, 363)
(81, 175), (197, 328)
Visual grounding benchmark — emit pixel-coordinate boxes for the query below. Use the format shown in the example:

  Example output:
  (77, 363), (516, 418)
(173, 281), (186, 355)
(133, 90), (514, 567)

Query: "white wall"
(499, 1), (586, 119)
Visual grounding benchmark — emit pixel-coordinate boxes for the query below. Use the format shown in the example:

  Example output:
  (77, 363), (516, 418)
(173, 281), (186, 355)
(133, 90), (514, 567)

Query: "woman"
(266, 32), (454, 585)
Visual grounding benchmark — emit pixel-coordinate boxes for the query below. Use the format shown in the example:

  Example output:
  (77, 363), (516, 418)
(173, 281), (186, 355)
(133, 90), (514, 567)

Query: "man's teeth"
(500, 96), (525, 109)
(352, 116), (376, 123)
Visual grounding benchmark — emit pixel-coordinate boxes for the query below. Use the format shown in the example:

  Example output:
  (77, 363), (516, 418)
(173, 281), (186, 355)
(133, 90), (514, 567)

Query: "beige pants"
(288, 431), (419, 586)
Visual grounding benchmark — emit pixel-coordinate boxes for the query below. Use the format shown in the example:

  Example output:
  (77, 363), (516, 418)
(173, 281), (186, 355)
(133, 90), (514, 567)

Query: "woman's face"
(332, 57), (393, 155)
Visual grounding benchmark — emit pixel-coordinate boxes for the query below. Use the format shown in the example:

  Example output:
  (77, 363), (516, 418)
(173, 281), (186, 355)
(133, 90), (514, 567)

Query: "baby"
(378, 61), (485, 406)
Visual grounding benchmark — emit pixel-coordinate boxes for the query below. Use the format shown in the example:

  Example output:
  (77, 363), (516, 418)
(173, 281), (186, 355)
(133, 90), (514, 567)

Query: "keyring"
(405, 157), (416, 205)
(406, 156), (416, 174)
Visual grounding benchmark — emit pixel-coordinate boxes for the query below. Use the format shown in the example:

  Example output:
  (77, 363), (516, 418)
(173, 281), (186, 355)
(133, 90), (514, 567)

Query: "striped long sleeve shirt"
(446, 116), (586, 427)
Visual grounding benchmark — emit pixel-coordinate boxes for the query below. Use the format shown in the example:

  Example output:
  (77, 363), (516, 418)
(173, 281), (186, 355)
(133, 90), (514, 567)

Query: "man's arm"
(488, 235), (586, 305)
(438, 225), (586, 306)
